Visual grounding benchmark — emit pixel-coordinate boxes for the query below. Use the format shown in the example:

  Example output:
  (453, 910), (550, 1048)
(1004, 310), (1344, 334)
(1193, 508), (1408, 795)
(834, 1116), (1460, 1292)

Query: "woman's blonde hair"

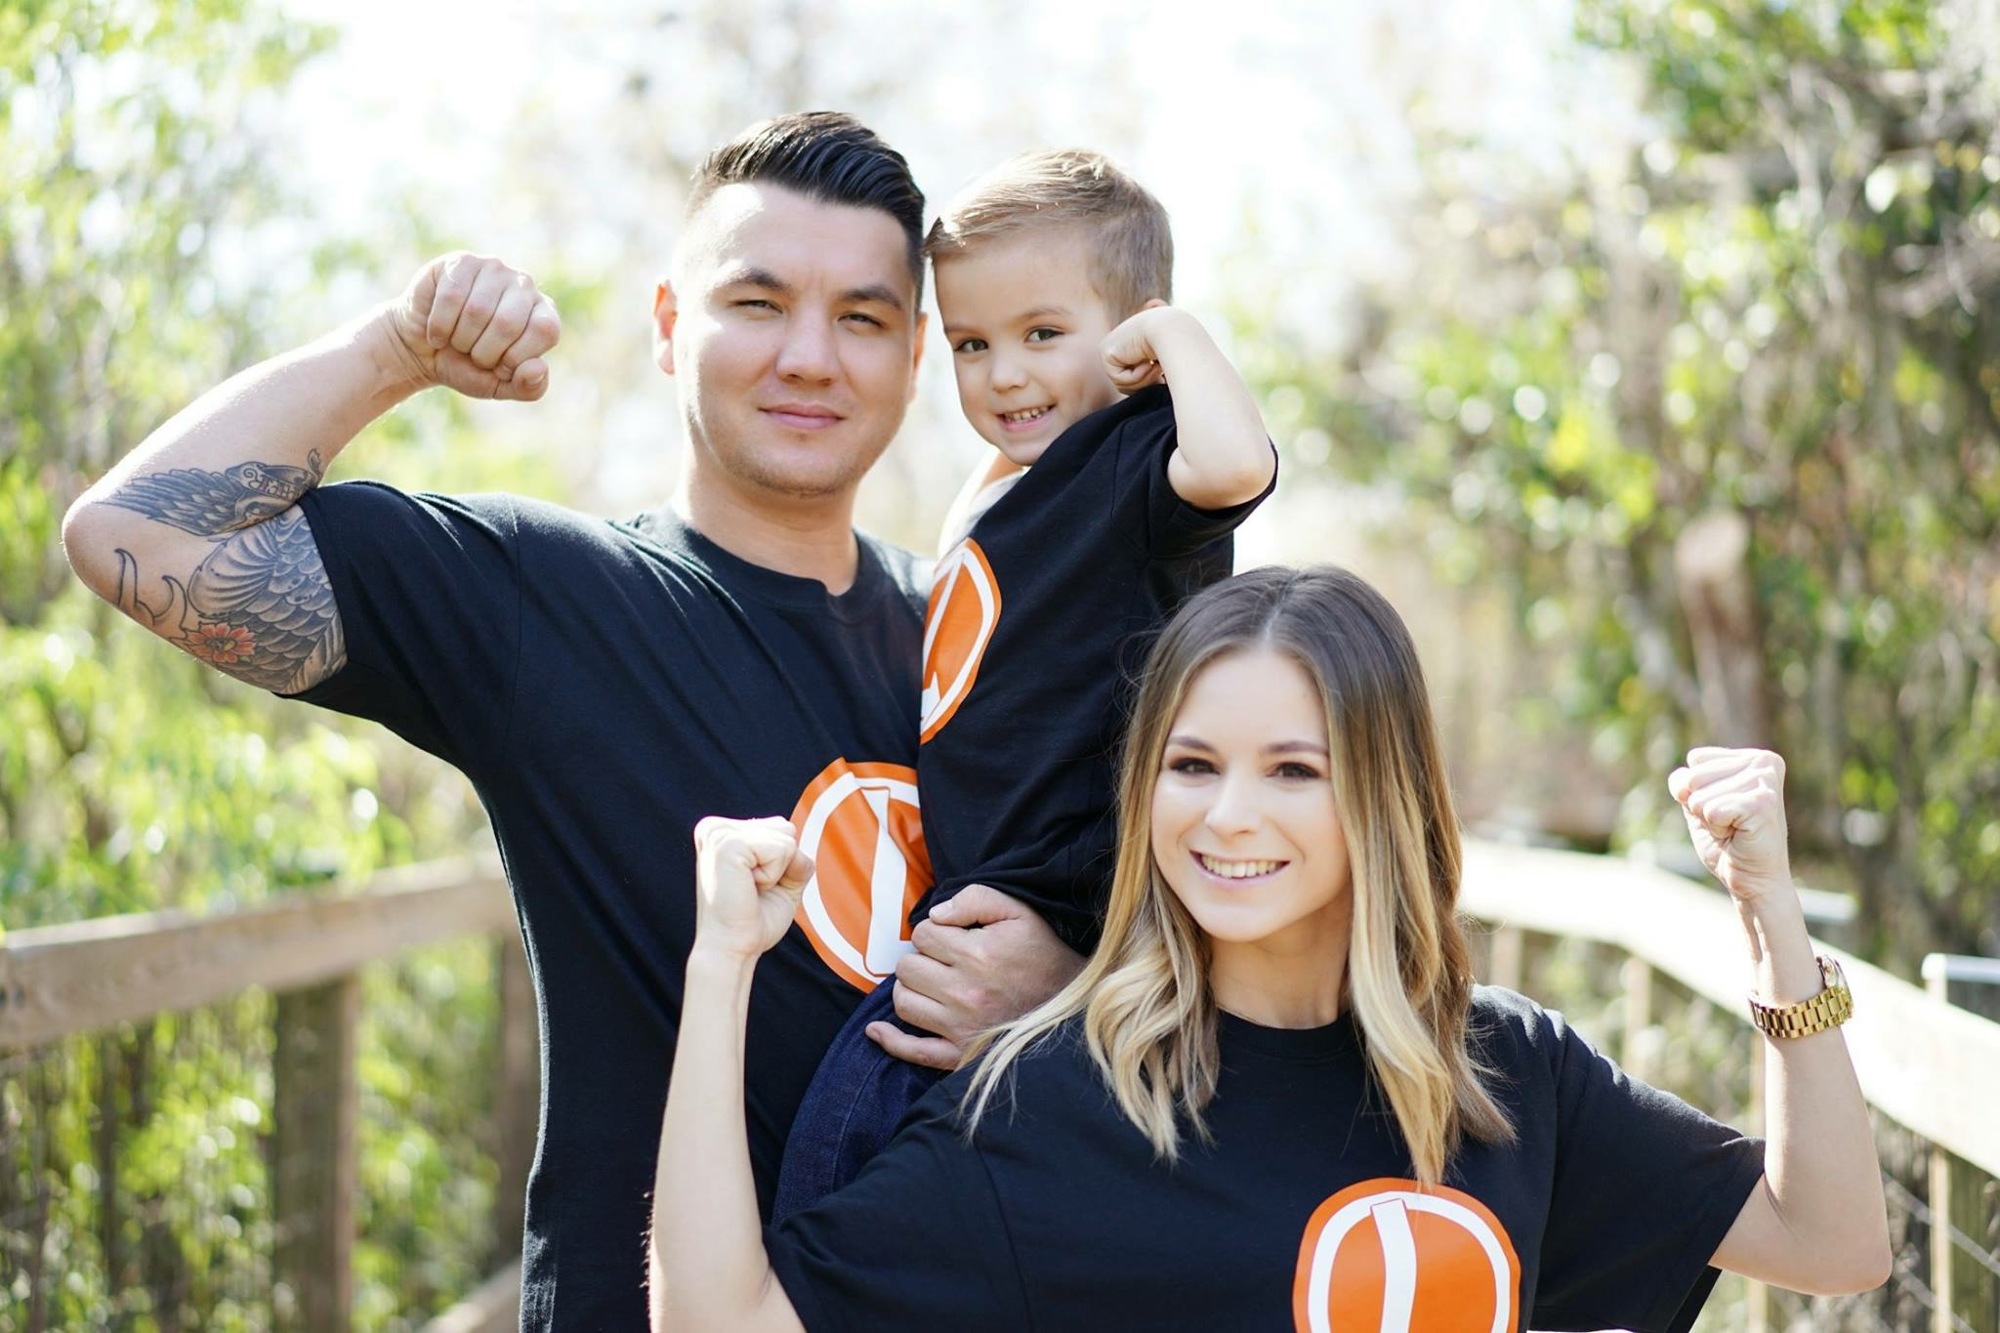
(963, 566), (1514, 1185)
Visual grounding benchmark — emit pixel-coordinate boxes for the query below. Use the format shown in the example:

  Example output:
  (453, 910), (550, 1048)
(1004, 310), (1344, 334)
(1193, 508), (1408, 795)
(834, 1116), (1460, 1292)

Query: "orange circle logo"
(1292, 1178), (1520, 1333)
(919, 538), (1002, 744)
(788, 760), (933, 992)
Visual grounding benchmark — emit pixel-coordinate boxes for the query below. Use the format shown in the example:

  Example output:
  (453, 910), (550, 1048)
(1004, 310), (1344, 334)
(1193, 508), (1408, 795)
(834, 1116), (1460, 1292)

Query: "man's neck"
(673, 477), (862, 593)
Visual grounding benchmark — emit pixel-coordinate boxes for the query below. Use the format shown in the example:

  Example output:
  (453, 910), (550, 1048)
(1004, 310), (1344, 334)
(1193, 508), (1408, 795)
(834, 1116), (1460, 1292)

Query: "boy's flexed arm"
(61, 253), (559, 694)
(1100, 304), (1275, 511)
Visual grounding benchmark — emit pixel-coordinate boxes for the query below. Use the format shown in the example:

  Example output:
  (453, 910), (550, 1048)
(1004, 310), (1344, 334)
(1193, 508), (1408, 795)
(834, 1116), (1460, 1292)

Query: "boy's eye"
(952, 337), (988, 354)
(1025, 327), (1063, 343)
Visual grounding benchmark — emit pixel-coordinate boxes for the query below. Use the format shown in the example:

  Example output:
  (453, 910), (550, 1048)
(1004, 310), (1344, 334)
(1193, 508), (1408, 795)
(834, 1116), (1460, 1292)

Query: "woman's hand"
(1668, 747), (1793, 904)
(693, 816), (815, 961)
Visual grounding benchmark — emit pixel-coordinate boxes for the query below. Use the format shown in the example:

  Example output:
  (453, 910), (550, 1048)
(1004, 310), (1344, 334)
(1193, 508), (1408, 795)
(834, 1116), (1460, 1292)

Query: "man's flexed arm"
(62, 254), (559, 693)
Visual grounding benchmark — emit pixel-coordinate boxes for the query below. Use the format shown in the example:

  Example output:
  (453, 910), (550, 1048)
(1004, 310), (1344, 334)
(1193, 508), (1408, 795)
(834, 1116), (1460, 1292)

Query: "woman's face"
(1151, 648), (1353, 976)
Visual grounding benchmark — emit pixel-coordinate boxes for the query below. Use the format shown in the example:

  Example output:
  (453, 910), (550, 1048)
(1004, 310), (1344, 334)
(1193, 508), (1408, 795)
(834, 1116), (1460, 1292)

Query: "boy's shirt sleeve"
(1115, 388), (1277, 560)
(766, 1083), (1033, 1331)
(1520, 1000), (1767, 1333)
(291, 480), (523, 776)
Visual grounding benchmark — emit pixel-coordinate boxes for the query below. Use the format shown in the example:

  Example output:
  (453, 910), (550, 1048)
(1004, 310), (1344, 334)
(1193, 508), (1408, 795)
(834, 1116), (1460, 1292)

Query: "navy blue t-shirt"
(769, 986), (1765, 1332)
(292, 484), (927, 1332)
(918, 385), (1271, 949)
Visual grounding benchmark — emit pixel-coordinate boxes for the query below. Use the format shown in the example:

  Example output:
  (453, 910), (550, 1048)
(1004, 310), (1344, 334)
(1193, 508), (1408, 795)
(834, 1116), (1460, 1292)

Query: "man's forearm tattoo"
(107, 452), (345, 693)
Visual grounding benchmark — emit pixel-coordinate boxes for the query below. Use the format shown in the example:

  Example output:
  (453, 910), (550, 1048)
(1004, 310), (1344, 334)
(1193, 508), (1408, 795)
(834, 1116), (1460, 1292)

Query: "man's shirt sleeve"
(292, 481), (523, 775)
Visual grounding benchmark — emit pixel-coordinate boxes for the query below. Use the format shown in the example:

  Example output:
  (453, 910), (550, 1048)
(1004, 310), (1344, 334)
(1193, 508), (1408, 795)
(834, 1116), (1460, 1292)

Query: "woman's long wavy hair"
(962, 565), (1514, 1184)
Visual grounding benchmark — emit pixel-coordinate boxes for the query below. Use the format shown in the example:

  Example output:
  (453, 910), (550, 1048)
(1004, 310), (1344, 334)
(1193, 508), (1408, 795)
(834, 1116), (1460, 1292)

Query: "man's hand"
(692, 816), (815, 962)
(866, 886), (1085, 1071)
(383, 252), (560, 401)
(1668, 747), (1793, 904)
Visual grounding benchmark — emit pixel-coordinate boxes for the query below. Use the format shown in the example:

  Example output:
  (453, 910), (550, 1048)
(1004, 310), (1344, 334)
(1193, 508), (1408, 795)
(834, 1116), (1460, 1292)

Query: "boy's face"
(934, 229), (1124, 467)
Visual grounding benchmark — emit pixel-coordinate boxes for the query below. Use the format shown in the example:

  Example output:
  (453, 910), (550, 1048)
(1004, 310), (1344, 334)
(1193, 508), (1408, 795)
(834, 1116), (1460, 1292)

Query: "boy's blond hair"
(925, 149), (1173, 319)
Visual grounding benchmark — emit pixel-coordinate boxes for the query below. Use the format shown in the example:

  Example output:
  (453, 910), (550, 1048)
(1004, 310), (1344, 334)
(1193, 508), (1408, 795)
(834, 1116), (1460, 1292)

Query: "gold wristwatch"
(1748, 955), (1852, 1039)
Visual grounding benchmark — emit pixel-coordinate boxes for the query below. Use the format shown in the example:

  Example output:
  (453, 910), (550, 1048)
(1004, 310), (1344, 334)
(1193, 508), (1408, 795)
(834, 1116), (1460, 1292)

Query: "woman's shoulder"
(941, 1016), (1113, 1139)
(1467, 984), (1597, 1076)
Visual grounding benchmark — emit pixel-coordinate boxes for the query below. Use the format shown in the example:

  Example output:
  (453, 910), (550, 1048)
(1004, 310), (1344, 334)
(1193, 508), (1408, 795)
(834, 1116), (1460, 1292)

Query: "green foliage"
(2, 4), (525, 1327)
(1261, 0), (2000, 967)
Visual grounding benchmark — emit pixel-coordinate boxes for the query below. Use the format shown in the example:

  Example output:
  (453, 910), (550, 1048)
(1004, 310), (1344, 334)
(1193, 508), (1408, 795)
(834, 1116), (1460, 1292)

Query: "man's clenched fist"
(387, 252), (560, 401)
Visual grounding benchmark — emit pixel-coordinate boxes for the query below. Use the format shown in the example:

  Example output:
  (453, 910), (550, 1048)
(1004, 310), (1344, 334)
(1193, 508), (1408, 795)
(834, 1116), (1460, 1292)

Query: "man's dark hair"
(690, 111), (926, 293)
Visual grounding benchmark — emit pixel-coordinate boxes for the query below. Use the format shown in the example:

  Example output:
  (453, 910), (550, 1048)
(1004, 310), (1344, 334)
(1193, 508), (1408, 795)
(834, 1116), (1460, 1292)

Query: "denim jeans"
(772, 978), (945, 1222)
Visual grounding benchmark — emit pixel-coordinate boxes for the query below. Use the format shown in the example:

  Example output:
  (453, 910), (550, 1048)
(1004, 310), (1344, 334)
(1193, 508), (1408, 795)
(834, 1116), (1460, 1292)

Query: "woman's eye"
(1167, 756), (1216, 776)
(1274, 762), (1322, 780)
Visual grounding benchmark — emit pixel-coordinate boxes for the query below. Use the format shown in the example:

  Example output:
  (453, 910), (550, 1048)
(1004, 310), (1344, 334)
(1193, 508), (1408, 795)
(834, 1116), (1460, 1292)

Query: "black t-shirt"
(292, 484), (928, 1332)
(768, 986), (1766, 1332)
(918, 386), (1268, 949)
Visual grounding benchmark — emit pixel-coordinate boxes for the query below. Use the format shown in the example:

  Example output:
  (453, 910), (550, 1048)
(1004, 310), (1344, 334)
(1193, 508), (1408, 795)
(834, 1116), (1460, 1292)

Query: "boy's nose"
(988, 351), (1028, 391)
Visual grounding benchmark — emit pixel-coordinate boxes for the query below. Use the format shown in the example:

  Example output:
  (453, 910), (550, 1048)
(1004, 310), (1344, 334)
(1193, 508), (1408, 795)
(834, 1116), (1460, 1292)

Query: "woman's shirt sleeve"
(1525, 1000), (1768, 1333)
(766, 1081), (1034, 1332)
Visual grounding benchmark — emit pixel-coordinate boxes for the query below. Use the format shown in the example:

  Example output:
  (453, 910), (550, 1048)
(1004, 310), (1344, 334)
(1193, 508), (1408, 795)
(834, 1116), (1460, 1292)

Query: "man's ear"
(652, 279), (679, 376)
(906, 309), (929, 403)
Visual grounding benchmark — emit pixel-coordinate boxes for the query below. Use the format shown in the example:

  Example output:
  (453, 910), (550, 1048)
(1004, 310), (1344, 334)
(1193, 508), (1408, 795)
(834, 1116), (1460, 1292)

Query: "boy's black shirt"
(768, 986), (1766, 1333)
(292, 483), (927, 1332)
(918, 384), (1269, 949)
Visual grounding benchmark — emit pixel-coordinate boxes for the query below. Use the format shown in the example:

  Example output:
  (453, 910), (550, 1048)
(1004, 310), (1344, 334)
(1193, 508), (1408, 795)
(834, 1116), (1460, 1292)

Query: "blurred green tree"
(1258, 0), (1999, 969)
(2, 3), (519, 1327)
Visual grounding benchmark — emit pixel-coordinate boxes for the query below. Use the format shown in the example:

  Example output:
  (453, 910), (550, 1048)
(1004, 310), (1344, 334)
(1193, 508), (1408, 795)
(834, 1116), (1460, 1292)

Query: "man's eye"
(952, 337), (988, 354)
(1026, 327), (1063, 343)
(845, 311), (885, 329)
(735, 298), (778, 312)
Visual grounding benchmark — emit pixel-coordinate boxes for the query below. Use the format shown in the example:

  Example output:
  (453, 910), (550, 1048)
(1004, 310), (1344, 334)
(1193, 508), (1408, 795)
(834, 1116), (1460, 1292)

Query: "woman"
(650, 566), (1889, 1331)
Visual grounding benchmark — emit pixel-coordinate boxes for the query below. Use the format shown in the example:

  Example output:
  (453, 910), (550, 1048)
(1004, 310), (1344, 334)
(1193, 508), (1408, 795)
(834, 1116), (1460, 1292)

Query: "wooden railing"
(0, 856), (535, 1332)
(4, 842), (1996, 1330)
(1462, 839), (2000, 1333)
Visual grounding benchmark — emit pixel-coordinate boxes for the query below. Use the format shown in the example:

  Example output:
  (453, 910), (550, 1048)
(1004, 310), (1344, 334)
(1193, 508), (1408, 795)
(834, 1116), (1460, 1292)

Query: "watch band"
(1748, 955), (1853, 1039)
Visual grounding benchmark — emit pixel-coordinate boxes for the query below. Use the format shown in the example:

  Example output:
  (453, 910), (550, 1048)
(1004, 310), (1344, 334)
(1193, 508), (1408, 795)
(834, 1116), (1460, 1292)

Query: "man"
(63, 112), (1082, 1330)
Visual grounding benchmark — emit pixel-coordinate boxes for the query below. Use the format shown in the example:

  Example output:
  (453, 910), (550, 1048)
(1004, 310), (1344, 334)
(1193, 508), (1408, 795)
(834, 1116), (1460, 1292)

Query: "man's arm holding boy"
(1101, 303), (1276, 510)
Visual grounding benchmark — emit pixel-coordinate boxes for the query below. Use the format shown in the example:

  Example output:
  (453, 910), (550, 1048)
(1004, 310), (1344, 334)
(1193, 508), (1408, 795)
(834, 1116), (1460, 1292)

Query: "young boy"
(775, 149), (1277, 1216)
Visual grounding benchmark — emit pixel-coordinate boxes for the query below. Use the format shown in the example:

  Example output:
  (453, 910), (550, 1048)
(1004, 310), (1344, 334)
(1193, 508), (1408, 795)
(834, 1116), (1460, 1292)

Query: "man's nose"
(775, 313), (838, 383)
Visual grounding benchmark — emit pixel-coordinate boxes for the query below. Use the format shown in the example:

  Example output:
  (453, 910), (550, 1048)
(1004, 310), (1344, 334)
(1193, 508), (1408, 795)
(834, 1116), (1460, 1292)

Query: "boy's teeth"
(1002, 407), (1049, 423)
(1197, 854), (1282, 879)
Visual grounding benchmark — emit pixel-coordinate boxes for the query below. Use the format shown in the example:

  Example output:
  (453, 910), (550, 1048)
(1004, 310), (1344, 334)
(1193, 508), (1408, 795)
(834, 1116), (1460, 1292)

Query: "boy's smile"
(934, 229), (1126, 467)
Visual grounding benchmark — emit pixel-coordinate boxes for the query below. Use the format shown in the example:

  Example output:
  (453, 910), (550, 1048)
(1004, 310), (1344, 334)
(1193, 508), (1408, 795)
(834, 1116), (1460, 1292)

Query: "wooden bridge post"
(491, 932), (539, 1271)
(1926, 955), (2000, 1333)
(271, 974), (359, 1333)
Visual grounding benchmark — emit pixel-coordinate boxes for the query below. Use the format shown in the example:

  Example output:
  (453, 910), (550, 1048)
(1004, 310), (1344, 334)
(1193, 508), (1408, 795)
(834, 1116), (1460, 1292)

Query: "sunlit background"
(6, 0), (2000, 1327)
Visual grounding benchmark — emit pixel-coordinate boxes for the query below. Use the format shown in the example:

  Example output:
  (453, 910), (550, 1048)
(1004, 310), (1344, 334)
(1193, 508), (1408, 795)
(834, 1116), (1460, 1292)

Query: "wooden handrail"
(0, 854), (512, 1050)
(1461, 839), (2000, 1179)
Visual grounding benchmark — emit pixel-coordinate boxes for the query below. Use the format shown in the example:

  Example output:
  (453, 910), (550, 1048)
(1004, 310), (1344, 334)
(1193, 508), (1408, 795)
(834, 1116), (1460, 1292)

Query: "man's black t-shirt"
(918, 385), (1267, 949)
(768, 986), (1766, 1332)
(293, 484), (928, 1331)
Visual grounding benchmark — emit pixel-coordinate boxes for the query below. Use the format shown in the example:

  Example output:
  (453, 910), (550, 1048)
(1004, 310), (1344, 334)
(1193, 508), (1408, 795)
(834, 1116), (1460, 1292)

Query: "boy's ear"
(1140, 298), (1169, 312)
(907, 310), (928, 403)
(652, 279), (679, 376)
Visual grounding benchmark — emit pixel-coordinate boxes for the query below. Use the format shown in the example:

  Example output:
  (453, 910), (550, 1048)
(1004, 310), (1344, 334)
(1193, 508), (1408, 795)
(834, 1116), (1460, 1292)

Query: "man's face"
(934, 229), (1123, 467)
(656, 183), (925, 504)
